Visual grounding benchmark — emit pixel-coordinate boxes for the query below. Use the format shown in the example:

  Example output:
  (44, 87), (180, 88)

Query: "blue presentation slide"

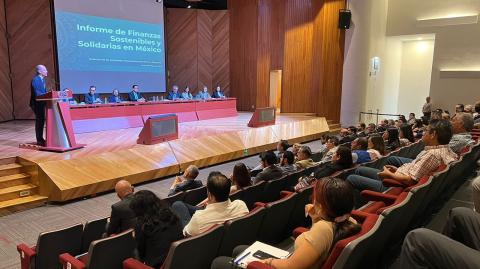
(55, 11), (167, 93)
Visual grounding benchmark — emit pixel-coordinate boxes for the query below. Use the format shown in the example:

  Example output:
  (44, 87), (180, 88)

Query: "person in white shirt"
(171, 171), (249, 236)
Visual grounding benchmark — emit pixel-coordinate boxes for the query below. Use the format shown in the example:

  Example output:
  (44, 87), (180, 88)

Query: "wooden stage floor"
(0, 113), (330, 201)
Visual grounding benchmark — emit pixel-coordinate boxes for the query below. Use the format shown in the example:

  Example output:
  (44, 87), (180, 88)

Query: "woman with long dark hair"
(211, 177), (361, 269)
(368, 135), (386, 160)
(130, 190), (183, 268)
(383, 128), (400, 152)
(230, 163), (252, 193)
(399, 124), (415, 147)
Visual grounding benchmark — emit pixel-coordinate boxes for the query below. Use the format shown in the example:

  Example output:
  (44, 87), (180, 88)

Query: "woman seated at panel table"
(196, 86), (211, 100)
(181, 86), (193, 100)
(212, 85), (225, 98)
(108, 89), (123, 103)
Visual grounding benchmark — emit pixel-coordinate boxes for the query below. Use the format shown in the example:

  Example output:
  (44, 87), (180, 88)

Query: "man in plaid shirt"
(346, 119), (457, 192)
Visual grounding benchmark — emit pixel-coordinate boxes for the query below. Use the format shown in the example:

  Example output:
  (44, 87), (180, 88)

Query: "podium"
(36, 91), (85, 152)
(247, 107), (276, 127)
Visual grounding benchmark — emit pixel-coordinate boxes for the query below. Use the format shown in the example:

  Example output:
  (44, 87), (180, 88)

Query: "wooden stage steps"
(0, 157), (47, 216)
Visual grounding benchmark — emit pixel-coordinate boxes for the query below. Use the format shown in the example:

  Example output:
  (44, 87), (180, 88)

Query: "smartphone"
(252, 250), (278, 260)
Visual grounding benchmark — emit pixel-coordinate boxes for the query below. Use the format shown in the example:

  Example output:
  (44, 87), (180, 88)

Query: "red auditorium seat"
(123, 225), (225, 269)
(247, 211), (381, 269)
(59, 229), (135, 269)
(183, 185), (207, 206)
(81, 217), (109, 253)
(17, 223), (84, 269)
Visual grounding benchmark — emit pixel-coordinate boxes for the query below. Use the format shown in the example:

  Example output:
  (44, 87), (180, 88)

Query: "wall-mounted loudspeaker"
(338, 9), (352, 29)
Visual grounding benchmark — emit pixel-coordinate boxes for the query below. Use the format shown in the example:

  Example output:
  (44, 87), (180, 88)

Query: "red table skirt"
(70, 98), (237, 133)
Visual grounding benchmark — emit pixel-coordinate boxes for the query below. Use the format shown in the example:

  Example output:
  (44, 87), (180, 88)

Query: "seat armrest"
(360, 190), (397, 204)
(123, 258), (155, 269)
(292, 227), (309, 238)
(280, 191), (293, 198)
(247, 261), (274, 269)
(17, 244), (36, 269)
(59, 253), (86, 269)
(254, 202), (266, 208)
(382, 178), (405, 188)
(351, 210), (371, 222)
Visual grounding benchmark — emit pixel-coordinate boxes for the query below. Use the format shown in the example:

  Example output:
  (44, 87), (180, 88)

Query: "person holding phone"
(211, 177), (361, 269)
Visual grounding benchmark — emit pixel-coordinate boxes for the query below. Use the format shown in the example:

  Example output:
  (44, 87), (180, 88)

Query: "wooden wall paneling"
(197, 10), (214, 92)
(166, 9), (199, 91)
(256, 0), (272, 109)
(229, 0), (258, 111)
(211, 10), (230, 95)
(268, 1), (286, 70)
(5, 0), (56, 119)
(0, 0), (13, 122)
(316, 0), (345, 122)
(281, 0), (316, 113)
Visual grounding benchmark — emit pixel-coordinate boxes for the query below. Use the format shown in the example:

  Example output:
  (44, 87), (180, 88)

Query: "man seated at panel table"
(84, 85), (101, 104)
(196, 86), (211, 100)
(128, 84), (146, 102)
(108, 89), (123, 103)
(212, 85), (225, 98)
(167, 85), (182, 100)
(181, 86), (193, 100)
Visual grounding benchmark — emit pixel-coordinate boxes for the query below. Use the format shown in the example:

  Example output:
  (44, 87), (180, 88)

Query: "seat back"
(183, 186), (207, 206)
(163, 225), (225, 269)
(288, 186), (313, 230)
(261, 176), (287, 203)
(258, 193), (298, 244)
(81, 217), (108, 253)
(242, 181), (266, 210)
(229, 189), (244, 202)
(35, 223), (84, 269)
(328, 213), (383, 269)
(284, 172), (300, 188)
(218, 207), (266, 256)
(86, 229), (135, 269)
(163, 191), (186, 205)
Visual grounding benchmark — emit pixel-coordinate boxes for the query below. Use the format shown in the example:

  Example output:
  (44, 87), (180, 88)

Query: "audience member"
(212, 177), (361, 269)
(422, 96), (432, 121)
(320, 137), (339, 163)
(367, 135), (385, 160)
(399, 124), (415, 147)
(366, 123), (377, 135)
(292, 143), (302, 160)
(181, 86), (193, 100)
(230, 163), (252, 193)
(339, 127), (357, 144)
(168, 165), (202, 196)
(130, 190), (183, 267)
(384, 128), (400, 152)
(276, 140), (290, 160)
(280, 151), (297, 174)
(474, 101), (480, 123)
(388, 119), (395, 127)
(84, 86), (101, 104)
(431, 110), (443, 120)
(413, 119), (425, 139)
(108, 89), (122, 103)
(253, 151), (284, 183)
(357, 123), (367, 137)
(347, 119), (457, 192)
(212, 86), (225, 98)
(313, 146), (353, 179)
(455, 103), (465, 113)
(172, 172), (248, 236)
(449, 112), (475, 154)
(106, 180), (136, 236)
(295, 146), (316, 169)
(196, 86), (211, 99)
(351, 137), (372, 164)
(128, 84), (146, 102)
(167, 85), (181, 100)
(396, 207), (480, 269)
(408, 113), (416, 125)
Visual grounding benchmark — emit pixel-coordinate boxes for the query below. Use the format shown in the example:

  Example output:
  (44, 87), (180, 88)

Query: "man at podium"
(30, 65), (48, 146)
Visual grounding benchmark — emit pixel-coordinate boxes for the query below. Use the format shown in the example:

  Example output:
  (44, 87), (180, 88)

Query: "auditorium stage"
(0, 113), (330, 202)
